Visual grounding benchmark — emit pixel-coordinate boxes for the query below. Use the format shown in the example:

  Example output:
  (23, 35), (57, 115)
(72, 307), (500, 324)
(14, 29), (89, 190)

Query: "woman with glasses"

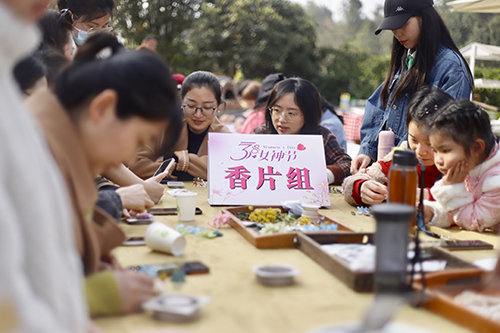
(254, 78), (352, 185)
(58, 0), (113, 46)
(129, 71), (231, 180)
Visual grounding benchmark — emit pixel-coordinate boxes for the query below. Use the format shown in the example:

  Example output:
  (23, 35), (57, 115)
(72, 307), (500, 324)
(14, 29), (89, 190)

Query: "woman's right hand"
(351, 154), (372, 174)
(143, 170), (170, 204)
(360, 180), (387, 205)
(116, 184), (154, 213)
(113, 270), (155, 314)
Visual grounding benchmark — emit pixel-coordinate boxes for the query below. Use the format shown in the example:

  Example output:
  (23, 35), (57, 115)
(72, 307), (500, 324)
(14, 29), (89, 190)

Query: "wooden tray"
(296, 232), (480, 292)
(413, 269), (500, 333)
(223, 206), (355, 249)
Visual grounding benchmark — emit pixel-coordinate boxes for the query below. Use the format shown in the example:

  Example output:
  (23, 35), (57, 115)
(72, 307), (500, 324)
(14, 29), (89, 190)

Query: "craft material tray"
(296, 232), (480, 292)
(413, 269), (500, 333)
(223, 206), (354, 249)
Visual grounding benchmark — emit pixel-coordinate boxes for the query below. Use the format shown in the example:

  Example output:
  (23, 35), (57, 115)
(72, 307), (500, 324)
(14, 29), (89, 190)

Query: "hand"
(415, 188), (430, 203)
(351, 154), (371, 174)
(143, 171), (169, 204)
(423, 205), (434, 224)
(113, 270), (156, 314)
(360, 180), (388, 205)
(116, 184), (154, 213)
(442, 161), (468, 185)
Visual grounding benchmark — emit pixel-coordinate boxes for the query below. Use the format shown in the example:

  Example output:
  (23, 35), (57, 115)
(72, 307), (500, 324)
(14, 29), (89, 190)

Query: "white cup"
(145, 222), (186, 256)
(175, 191), (198, 222)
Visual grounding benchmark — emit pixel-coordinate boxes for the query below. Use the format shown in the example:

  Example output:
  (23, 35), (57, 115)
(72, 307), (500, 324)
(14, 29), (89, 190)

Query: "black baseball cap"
(375, 0), (434, 35)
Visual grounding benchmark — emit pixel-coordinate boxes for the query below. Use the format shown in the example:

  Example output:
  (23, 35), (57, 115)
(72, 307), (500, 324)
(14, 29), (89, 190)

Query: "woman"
(0, 0), (87, 331)
(254, 78), (352, 185)
(351, 0), (473, 174)
(129, 70), (231, 180)
(38, 9), (74, 59)
(58, 0), (113, 46)
(27, 33), (182, 316)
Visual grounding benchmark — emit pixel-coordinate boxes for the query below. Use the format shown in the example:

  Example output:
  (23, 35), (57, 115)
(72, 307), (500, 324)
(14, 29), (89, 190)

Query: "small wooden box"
(414, 269), (500, 333)
(296, 232), (481, 292)
(223, 206), (354, 249)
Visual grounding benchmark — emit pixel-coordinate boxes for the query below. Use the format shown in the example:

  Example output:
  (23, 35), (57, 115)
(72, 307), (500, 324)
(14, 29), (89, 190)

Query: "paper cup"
(145, 222), (186, 256)
(175, 191), (198, 222)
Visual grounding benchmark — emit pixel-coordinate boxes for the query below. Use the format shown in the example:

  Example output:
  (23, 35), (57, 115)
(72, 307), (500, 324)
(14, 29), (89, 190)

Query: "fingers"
(151, 170), (168, 182)
(360, 181), (388, 205)
(351, 154), (371, 174)
(443, 161), (469, 185)
(143, 180), (165, 204)
(114, 270), (156, 314)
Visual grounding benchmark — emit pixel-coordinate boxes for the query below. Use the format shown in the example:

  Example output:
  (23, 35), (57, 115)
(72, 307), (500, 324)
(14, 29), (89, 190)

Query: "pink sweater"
(430, 142), (500, 232)
(240, 107), (265, 134)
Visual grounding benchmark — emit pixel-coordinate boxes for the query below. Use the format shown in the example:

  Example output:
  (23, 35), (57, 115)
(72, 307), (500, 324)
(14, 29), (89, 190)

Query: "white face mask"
(72, 26), (92, 46)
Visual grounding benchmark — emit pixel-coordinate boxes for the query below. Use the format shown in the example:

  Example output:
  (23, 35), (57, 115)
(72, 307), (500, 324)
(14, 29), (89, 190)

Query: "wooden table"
(94, 185), (499, 333)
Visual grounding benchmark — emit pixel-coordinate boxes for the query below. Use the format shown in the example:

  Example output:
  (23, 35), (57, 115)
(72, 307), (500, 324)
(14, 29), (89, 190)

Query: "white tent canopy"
(448, 0), (500, 13)
(460, 42), (500, 80)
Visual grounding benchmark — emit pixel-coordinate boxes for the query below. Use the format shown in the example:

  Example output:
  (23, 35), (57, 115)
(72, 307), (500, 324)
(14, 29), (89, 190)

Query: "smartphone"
(128, 261), (209, 278)
(441, 240), (494, 251)
(153, 158), (175, 177)
(123, 236), (146, 246)
(166, 181), (185, 188)
(148, 207), (203, 215)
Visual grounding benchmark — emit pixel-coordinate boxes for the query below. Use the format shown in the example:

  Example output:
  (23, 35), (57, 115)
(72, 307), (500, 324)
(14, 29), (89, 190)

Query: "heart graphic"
(297, 144), (306, 151)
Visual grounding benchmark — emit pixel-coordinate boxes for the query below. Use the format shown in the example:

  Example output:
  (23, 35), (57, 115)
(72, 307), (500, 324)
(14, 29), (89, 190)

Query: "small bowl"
(143, 294), (209, 322)
(252, 264), (300, 286)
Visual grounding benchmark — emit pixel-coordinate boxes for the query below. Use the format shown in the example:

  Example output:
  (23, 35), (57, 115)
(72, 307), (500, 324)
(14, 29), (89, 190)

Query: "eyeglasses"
(269, 107), (302, 122)
(182, 104), (218, 116)
(74, 16), (113, 33)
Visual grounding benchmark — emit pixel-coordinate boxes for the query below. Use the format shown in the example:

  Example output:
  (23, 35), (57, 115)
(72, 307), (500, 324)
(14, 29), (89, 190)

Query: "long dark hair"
(406, 86), (454, 128)
(180, 71), (222, 105)
(55, 32), (182, 155)
(58, 0), (114, 21)
(263, 78), (322, 135)
(380, 6), (473, 109)
(38, 10), (72, 55)
(429, 100), (495, 158)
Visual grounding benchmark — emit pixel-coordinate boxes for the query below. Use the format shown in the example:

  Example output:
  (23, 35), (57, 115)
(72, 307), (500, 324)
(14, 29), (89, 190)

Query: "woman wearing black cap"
(350, 0), (473, 174)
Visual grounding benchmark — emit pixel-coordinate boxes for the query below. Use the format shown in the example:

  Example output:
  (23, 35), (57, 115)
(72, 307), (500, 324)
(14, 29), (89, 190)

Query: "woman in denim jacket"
(351, 0), (473, 174)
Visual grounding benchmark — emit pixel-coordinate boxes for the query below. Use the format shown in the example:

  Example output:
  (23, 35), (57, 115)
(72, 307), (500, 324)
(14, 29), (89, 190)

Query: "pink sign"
(207, 133), (330, 206)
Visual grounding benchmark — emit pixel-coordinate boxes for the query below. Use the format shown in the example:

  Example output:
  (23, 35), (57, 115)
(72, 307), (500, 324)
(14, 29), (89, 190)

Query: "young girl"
(27, 33), (182, 316)
(129, 70), (231, 180)
(253, 77), (352, 185)
(427, 100), (500, 232)
(351, 0), (473, 174)
(343, 86), (453, 206)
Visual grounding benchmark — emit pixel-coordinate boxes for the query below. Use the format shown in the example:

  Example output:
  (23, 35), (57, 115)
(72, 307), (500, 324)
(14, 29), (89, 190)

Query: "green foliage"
(114, 0), (204, 72)
(313, 45), (389, 103)
(475, 62), (500, 108)
(183, 0), (318, 78)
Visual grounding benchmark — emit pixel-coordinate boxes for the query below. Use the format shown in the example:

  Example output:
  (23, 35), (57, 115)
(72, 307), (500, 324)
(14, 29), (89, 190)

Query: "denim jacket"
(358, 45), (472, 160)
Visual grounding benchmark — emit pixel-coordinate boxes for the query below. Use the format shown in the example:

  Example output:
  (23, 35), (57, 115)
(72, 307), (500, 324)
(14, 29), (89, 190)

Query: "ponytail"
(56, 32), (182, 155)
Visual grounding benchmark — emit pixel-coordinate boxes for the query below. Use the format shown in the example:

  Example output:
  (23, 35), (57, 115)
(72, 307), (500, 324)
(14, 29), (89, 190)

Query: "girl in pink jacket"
(427, 100), (500, 232)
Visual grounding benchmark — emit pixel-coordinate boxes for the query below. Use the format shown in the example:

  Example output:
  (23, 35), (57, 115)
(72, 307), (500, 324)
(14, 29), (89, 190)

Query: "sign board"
(207, 133), (330, 206)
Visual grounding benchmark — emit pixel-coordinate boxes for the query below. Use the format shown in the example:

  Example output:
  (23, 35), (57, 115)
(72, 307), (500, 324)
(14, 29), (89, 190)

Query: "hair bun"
(57, 0), (68, 10)
(73, 32), (122, 61)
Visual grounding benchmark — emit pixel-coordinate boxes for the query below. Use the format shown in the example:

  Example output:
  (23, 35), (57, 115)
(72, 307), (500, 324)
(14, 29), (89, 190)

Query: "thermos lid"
(392, 149), (418, 166)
